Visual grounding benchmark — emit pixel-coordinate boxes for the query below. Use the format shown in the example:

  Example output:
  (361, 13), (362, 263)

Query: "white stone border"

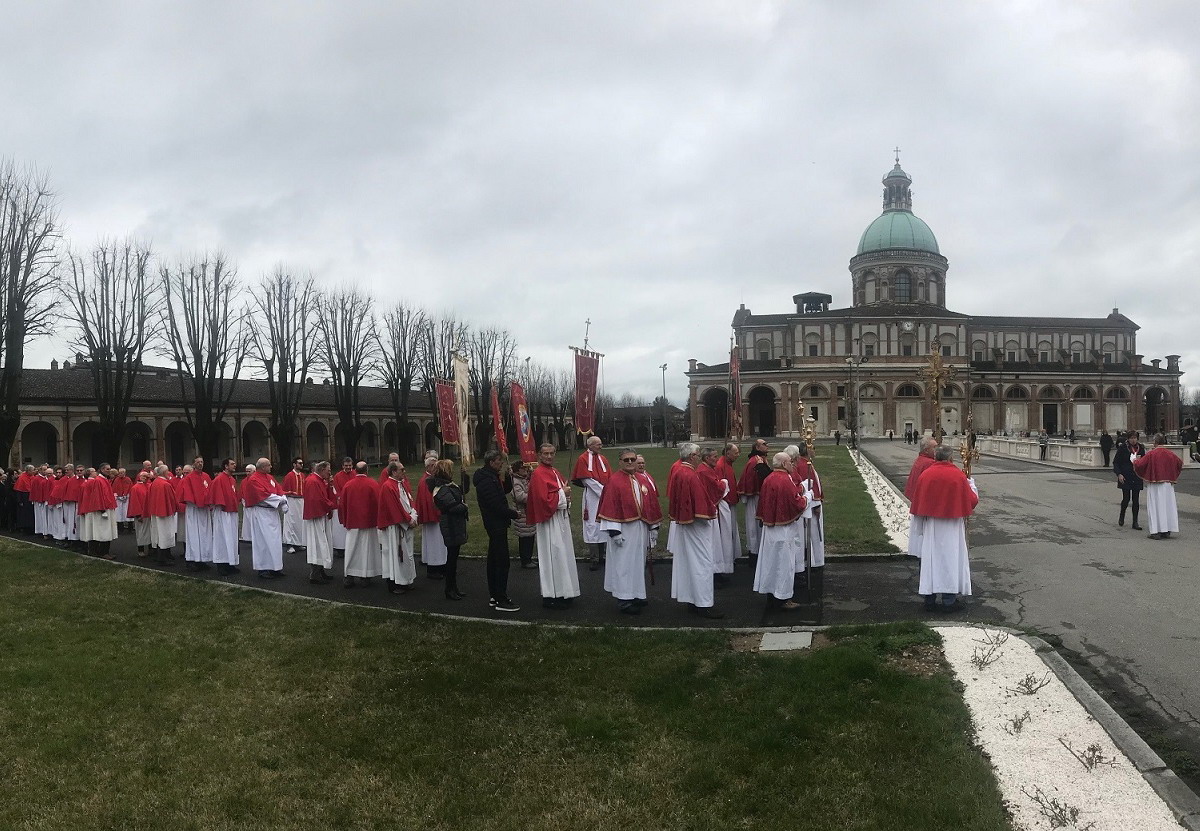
(937, 625), (1183, 831)
(846, 447), (909, 550)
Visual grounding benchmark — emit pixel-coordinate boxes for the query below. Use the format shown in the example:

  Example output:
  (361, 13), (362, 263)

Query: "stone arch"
(424, 421), (441, 455)
(402, 421), (422, 461)
(306, 421), (329, 461)
(1104, 387), (1129, 400)
(971, 384), (996, 400)
(859, 382), (884, 399)
(804, 383), (827, 398)
(896, 383), (922, 397)
(21, 421), (59, 465)
(754, 339), (772, 361)
(165, 421), (196, 469)
(701, 387), (730, 439)
(71, 421), (105, 468)
(216, 421), (235, 462)
(121, 421), (153, 467)
(383, 421), (398, 454)
(1144, 387), (1169, 434)
(943, 384), (961, 398)
(746, 385), (776, 437)
(361, 421), (380, 462)
(241, 420), (269, 464)
(1038, 386), (1063, 401)
(1005, 386), (1030, 400)
(1072, 386), (1096, 399)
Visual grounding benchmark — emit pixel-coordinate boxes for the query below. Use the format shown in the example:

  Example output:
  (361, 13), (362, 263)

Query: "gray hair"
(482, 449), (503, 465)
(700, 446), (718, 462)
(619, 447), (636, 459)
(313, 461), (330, 473)
(1153, 433), (1167, 446)
(678, 442), (699, 460)
(783, 444), (800, 459)
(155, 464), (170, 475)
(771, 451), (791, 469)
(245, 464), (256, 473)
(586, 435), (602, 448)
(424, 450), (439, 461)
(256, 457), (271, 471)
(934, 445), (954, 461)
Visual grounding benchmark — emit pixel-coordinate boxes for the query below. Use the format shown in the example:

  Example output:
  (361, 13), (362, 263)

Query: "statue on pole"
(918, 343), (957, 442)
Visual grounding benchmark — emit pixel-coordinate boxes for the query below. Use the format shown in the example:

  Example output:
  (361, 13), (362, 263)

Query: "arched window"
(895, 271), (912, 303)
(896, 383), (922, 397)
(1105, 387), (1129, 400)
(1005, 386), (1030, 400)
(971, 385), (996, 399)
(755, 339), (772, 361)
(1072, 386), (1095, 399)
(807, 384), (825, 398)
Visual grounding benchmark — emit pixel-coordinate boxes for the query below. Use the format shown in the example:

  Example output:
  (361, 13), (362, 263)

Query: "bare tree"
(158, 253), (248, 465)
(315, 287), (378, 459)
(418, 313), (468, 441)
(547, 367), (575, 450)
(375, 301), (428, 461)
(616, 392), (647, 407)
(248, 267), (317, 469)
(467, 326), (518, 455)
(62, 239), (155, 464)
(0, 160), (60, 463)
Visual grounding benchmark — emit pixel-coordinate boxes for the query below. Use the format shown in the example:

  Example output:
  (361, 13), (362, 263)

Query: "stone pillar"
(694, 402), (706, 440)
(784, 382), (795, 436)
(154, 417), (165, 463)
(689, 385), (700, 439)
(774, 396), (783, 439)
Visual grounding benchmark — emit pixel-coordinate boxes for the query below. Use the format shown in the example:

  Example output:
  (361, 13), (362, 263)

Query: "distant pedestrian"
(509, 460), (537, 569)
(834, 430), (841, 445)
(1113, 431), (1144, 530)
(1099, 431), (1114, 466)
(1038, 430), (1049, 460)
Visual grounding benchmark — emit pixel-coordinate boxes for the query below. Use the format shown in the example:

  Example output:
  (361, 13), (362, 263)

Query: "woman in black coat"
(430, 459), (468, 600)
(1112, 431), (1144, 529)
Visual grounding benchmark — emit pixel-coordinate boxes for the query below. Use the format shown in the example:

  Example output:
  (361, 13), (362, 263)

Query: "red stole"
(758, 470), (805, 526)
(209, 472), (239, 513)
(415, 472), (441, 523)
(904, 454), (936, 500)
(597, 470), (647, 523)
(572, 450), (611, 485)
(302, 473), (335, 519)
(338, 474), (380, 529)
(737, 452), (767, 496)
(527, 463), (568, 525)
(241, 471), (283, 508)
(668, 463), (716, 524)
(145, 477), (179, 517)
(282, 470), (305, 497)
(78, 476), (117, 515)
(111, 474), (133, 498)
(376, 477), (412, 529)
(1133, 447), (1183, 483)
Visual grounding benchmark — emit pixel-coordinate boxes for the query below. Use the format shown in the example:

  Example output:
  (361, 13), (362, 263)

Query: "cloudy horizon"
(4, 1), (1197, 405)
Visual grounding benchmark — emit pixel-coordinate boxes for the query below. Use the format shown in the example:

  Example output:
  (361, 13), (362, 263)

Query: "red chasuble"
(78, 476), (118, 515)
(47, 476), (67, 506)
(29, 475), (49, 503)
(145, 477), (179, 517)
(127, 480), (149, 519)
(758, 470), (806, 526)
(909, 461), (978, 519)
(904, 454), (936, 500)
(62, 475), (84, 503)
(14, 472), (33, 492)
(669, 463), (717, 524)
(111, 474), (132, 498)
(377, 477), (412, 529)
(571, 450), (611, 486)
(737, 452), (768, 496)
(415, 472), (441, 524)
(241, 471), (283, 508)
(714, 457), (739, 505)
(665, 459), (684, 501)
(527, 463), (569, 525)
(637, 473), (663, 523)
(209, 472), (239, 513)
(597, 470), (650, 523)
(697, 463), (726, 508)
(338, 475), (379, 529)
(179, 471), (211, 507)
(332, 470), (354, 494)
(792, 459), (824, 500)
(302, 473), (335, 520)
(1133, 447), (1184, 483)
(282, 470), (304, 497)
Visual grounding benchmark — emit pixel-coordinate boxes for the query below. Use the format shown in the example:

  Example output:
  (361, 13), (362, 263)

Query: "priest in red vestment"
(572, 435), (611, 571)
(209, 458), (242, 575)
(736, 438), (771, 560)
(669, 443), (722, 619)
(303, 461), (336, 583)
(1133, 434), (1184, 539)
(330, 457), (355, 556)
(415, 452), (447, 578)
(179, 459), (213, 570)
(145, 466), (180, 565)
(528, 443), (579, 608)
(909, 445), (979, 611)
(242, 458), (288, 578)
(754, 453), (808, 608)
(281, 457), (306, 554)
(78, 466), (118, 558)
(127, 471), (152, 556)
(339, 462), (382, 587)
(111, 468), (133, 530)
(378, 461), (417, 593)
(904, 438), (939, 558)
(597, 449), (656, 613)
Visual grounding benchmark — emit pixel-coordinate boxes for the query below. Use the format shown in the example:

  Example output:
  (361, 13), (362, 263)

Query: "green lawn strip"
(0, 543), (1007, 831)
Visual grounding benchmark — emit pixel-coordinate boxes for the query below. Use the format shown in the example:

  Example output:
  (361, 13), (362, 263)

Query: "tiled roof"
(20, 368), (428, 412)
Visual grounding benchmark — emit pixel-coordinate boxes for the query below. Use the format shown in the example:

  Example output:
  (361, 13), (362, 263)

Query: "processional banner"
(573, 350), (600, 435)
(490, 384), (508, 455)
(510, 382), (537, 463)
(435, 380), (459, 445)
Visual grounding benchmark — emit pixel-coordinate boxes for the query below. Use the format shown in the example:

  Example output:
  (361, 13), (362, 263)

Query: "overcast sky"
(4, 0), (1197, 404)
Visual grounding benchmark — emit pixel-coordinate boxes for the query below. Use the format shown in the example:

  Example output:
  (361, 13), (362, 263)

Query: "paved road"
(859, 438), (1200, 779)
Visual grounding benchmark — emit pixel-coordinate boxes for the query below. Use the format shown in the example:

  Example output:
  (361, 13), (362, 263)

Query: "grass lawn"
(0, 541), (1008, 831)
(387, 442), (896, 559)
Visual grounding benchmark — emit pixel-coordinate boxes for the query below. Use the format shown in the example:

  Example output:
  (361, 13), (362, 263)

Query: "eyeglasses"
(620, 457), (636, 463)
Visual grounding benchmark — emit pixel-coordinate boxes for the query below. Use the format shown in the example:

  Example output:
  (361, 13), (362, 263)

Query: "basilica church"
(686, 160), (1182, 441)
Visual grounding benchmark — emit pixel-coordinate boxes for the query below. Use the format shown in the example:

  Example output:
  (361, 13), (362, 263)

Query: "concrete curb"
(1022, 634), (1200, 830)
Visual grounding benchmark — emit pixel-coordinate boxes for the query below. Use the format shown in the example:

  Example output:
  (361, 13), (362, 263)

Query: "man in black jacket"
(473, 449), (521, 613)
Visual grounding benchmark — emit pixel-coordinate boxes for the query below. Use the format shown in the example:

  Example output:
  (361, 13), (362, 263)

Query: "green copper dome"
(857, 210), (939, 255)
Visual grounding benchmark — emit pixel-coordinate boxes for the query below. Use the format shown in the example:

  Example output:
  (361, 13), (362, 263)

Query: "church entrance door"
(1041, 403), (1058, 435)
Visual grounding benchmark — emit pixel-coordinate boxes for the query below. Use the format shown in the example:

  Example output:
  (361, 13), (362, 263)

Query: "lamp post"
(660, 363), (669, 447)
(845, 346), (869, 451)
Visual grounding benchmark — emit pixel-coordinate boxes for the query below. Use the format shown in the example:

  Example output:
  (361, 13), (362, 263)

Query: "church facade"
(686, 161), (1182, 441)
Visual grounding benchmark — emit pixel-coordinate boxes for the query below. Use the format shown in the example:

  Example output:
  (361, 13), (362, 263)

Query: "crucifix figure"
(583, 318), (591, 350)
(918, 343), (957, 442)
(894, 146), (901, 164)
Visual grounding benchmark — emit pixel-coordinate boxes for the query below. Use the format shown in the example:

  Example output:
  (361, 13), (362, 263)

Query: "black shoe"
(542, 597), (565, 609)
(520, 561), (538, 569)
(494, 598), (521, 613)
(185, 561), (201, 572)
(258, 570), (278, 579)
(445, 590), (465, 601)
(217, 564), (235, 576)
(1148, 532), (1165, 540)
(197, 562), (212, 570)
(343, 576), (357, 588)
(632, 598), (649, 607)
(697, 606), (725, 619)
(1132, 523), (1143, 530)
(427, 571), (445, 580)
(1118, 516), (1125, 527)
(618, 600), (641, 615)
(387, 581), (405, 594)
(333, 550), (345, 560)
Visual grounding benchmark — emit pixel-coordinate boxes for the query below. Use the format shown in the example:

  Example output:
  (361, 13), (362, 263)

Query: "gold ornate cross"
(918, 344), (957, 441)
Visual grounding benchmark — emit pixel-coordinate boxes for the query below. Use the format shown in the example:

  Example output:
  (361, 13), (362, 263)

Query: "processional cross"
(918, 343), (957, 442)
